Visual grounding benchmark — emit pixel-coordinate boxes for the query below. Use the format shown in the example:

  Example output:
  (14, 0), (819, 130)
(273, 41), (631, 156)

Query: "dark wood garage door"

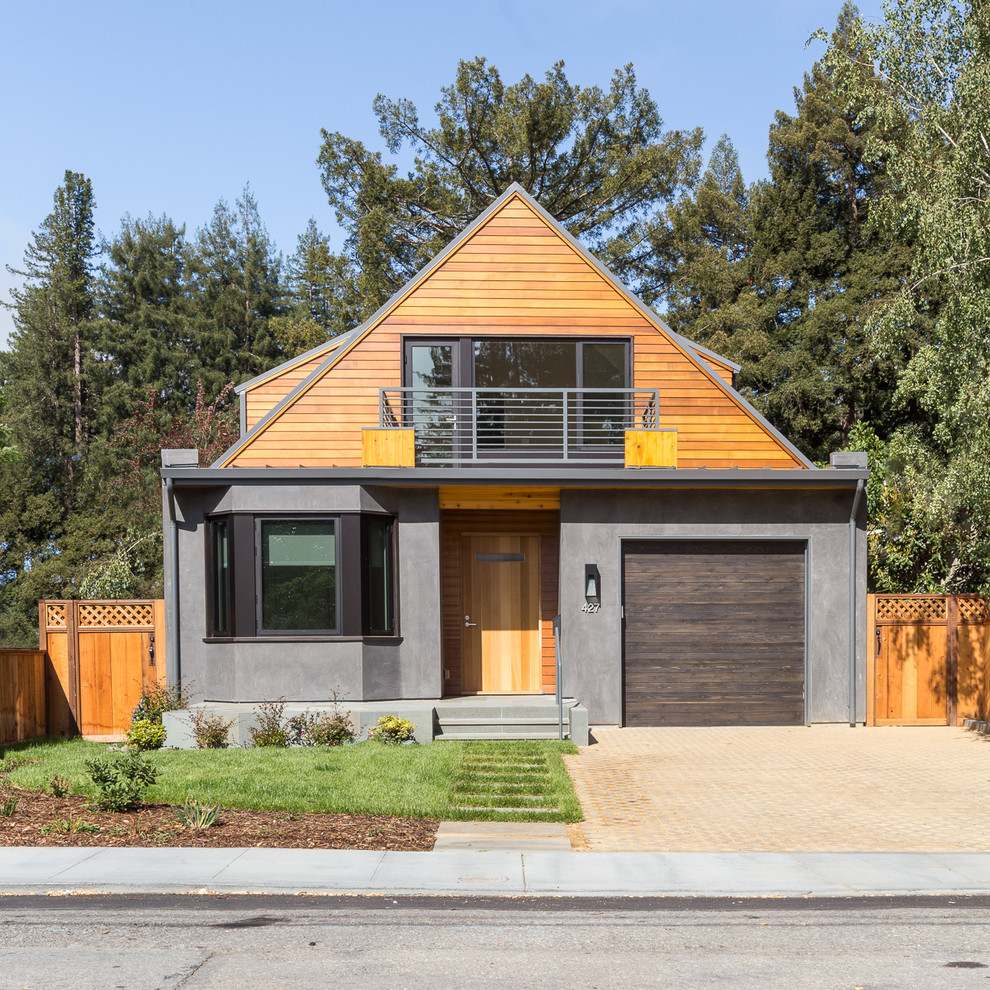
(622, 540), (806, 726)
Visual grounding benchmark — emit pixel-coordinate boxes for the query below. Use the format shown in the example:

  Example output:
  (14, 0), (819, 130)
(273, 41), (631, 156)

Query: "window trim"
(204, 510), (399, 642)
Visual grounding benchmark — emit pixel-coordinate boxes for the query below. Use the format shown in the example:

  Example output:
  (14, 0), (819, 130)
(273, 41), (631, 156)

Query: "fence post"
(947, 594), (959, 726)
(66, 600), (80, 734)
(866, 594), (876, 726)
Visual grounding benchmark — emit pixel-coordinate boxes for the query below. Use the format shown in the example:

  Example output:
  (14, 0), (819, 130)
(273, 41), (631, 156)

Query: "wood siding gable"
(216, 184), (809, 470)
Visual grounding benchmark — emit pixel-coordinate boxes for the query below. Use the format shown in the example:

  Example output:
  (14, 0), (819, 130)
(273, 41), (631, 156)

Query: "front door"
(461, 533), (542, 693)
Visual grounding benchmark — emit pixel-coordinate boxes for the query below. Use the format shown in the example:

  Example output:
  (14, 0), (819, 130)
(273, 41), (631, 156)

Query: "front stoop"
(434, 697), (587, 744)
(162, 697), (588, 748)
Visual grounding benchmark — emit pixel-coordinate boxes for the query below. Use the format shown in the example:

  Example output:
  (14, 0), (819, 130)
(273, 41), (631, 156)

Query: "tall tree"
(820, 0), (990, 590)
(745, 3), (915, 460)
(317, 58), (703, 326)
(187, 187), (283, 391)
(3, 170), (98, 501)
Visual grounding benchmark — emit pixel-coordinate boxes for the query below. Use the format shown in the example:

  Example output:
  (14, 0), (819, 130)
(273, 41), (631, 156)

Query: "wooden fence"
(0, 649), (48, 745)
(868, 594), (990, 726)
(40, 600), (166, 739)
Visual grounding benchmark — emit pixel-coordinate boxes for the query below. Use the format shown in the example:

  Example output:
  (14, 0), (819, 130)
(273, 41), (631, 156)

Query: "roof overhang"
(162, 466), (868, 490)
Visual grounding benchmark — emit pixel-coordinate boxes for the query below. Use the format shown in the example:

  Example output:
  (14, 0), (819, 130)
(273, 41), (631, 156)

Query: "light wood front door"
(461, 533), (542, 694)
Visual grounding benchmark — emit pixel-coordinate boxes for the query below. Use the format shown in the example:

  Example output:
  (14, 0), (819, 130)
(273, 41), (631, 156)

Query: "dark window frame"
(204, 510), (398, 641)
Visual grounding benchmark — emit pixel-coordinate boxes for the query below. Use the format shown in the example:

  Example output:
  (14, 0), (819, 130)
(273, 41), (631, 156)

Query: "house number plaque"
(581, 603), (601, 613)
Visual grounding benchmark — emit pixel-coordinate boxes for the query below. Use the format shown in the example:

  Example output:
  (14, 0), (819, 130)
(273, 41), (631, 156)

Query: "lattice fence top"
(875, 596), (947, 623)
(45, 603), (66, 628)
(958, 597), (990, 622)
(77, 602), (155, 627)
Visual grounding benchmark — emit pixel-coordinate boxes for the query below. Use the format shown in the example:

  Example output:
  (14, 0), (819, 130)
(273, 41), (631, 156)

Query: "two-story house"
(160, 184), (868, 743)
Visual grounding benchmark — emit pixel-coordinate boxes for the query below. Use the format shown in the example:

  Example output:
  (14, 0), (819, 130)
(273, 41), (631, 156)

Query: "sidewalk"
(3, 846), (990, 897)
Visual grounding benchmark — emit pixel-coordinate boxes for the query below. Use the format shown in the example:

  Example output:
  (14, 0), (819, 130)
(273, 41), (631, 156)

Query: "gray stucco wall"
(164, 483), (442, 704)
(557, 488), (867, 725)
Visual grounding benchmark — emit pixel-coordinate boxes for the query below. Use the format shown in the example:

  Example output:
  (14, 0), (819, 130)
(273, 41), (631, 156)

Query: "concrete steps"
(435, 698), (584, 741)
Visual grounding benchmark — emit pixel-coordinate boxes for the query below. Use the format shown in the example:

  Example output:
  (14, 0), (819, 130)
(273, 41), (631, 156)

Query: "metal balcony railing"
(379, 387), (659, 465)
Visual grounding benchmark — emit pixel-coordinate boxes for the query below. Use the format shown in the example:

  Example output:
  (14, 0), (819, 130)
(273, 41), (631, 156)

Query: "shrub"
(131, 681), (192, 726)
(171, 796), (221, 829)
(249, 698), (289, 748)
(190, 709), (234, 749)
(48, 774), (71, 798)
(85, 751), (160, 812)
(287, 690), (355, 747)
(0, 790), (18, 816)
(369, 714), (416, 745)
(126, 718), (167, 751)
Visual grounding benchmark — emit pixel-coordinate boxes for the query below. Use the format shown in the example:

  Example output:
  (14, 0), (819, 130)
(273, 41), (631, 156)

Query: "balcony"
(362, 388), (675, 468)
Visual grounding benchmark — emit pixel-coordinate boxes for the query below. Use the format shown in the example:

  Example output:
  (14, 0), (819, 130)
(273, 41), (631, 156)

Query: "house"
(160, 184), (868, 744)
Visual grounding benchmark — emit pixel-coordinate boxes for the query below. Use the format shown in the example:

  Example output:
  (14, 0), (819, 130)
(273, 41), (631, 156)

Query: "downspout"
(848, 479), (865, 726)
(165, 477), (181, 688)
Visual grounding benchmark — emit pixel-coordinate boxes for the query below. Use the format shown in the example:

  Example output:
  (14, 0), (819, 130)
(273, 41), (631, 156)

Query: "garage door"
(622, 540), (805, 726)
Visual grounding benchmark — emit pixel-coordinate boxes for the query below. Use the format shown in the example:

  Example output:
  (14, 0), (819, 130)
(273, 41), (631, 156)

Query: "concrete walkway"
(3, 847), (990, 897)
(564, 725), (990, 852)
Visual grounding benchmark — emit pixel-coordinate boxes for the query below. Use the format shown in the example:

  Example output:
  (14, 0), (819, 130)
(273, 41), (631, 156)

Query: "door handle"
(464, 615), (478, 627)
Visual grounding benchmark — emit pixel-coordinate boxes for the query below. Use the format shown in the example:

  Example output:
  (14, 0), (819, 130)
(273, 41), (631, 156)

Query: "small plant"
(48, 774), (71, 798)
(171, 796), (221, 830)
(0, 790), (18, 816)
(288, 691), (356, 747)
(190, 709), (234, 749)
(41, 814), (100, 835)
(126, 718), (167, 751)
(131, 681), (192, 726)
(249, 698), (289, 748)
(369, 714), (416, 745)
(85, 751), (160, 812)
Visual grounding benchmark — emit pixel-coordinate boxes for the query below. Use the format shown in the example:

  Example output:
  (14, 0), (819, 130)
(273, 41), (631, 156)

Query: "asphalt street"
(2, 894), (990, 989)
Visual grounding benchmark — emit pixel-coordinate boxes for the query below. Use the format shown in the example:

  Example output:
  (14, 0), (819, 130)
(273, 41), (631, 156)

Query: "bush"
(171, 796), (221, 829)
(85, 751), (160, 812)
(190, 709), (234, 749)
(287, 690), (355, 747)
(48, 774), (71, 797)
(249, 698), (289, 748)
(126, 718), (167, 751)
(131, 681), (192, 726)
(369, 714), (416, 745)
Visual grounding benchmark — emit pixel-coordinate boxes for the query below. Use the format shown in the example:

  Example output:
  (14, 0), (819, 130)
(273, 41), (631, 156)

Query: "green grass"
(3, 736), (583, 823)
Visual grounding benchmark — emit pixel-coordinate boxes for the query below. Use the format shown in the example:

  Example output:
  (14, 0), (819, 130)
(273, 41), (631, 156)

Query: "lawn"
(3, 736), (583, 823)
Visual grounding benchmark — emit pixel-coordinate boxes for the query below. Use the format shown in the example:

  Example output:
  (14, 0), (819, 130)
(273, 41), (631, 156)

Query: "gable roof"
(215, 183), (812, 470)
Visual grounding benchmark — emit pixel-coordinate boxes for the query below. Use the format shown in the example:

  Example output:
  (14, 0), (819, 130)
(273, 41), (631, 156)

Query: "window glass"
(473, 340), (577, 388)
(582, 342), (628, 445)
(363, 516), (394, 635)
(260, 520), (337, 632)
(211, 520), (229, 636)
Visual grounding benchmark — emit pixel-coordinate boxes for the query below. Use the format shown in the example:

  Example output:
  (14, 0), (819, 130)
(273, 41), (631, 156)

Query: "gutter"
(848, 479), (865, 726)
(165, 477), (181, 688)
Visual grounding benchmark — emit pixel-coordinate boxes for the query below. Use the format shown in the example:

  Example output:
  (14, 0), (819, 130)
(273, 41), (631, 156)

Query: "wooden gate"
(868, 594), (990, 726)
(39, 600), (166, 739)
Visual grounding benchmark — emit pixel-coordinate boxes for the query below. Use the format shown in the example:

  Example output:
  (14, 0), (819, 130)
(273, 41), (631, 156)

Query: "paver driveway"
(563, 725), (990, 852)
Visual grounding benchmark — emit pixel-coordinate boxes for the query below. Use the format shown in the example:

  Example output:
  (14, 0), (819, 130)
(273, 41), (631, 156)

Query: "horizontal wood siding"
(227, 195), (804, 469)
(623, 541), (806, 726)
(441, 510), (559, 697)
(243, 351), (330, 431)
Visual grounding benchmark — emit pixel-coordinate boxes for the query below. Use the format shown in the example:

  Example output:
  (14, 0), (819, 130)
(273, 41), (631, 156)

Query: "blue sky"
(1, 0), (885, 348)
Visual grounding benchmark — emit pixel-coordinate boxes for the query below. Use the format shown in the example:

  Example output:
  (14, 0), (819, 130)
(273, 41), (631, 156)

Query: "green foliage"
(190, 709), (234, 749)
(126, 718), (167, 752)
(0, 790), (18, 816)
(84, 751), (160, 811)
(369, 714), (416, 745)
(170, 796), (221, 829)
(287, 697), (355, 748)
(820, 0), (990, 590)
(249, 698), (289, 748)
(318, 58), (702, 329)
(40, 814), (99, 835)
(131, 682), (191, 726)
(48, 774), (71, 797)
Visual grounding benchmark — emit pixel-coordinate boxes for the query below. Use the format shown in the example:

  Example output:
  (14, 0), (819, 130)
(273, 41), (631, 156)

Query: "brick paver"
(563, 725), (990, 852)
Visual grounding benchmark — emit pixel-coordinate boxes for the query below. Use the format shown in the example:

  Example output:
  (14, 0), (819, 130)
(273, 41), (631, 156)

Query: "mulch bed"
(0, 786), (438, 851)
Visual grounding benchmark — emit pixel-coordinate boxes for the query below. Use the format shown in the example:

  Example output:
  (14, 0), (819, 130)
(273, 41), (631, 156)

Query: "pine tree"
(3, 170), (98, 501)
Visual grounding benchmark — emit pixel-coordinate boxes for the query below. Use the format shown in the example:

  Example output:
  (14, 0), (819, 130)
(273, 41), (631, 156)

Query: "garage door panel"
(622, 540), (805, 727)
